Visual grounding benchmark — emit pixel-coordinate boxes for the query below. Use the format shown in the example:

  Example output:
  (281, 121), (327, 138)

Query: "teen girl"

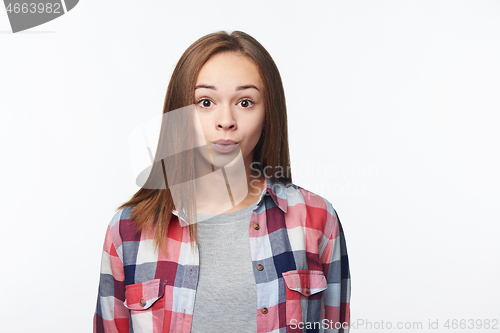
(94, 30), (350, 333)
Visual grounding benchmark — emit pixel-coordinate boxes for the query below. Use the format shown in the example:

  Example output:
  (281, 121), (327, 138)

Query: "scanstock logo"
(128, 105), (250, 226)
(3, 0), (79, 33)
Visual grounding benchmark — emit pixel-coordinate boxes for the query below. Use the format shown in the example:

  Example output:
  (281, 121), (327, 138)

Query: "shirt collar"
(259, 176), (288, 213)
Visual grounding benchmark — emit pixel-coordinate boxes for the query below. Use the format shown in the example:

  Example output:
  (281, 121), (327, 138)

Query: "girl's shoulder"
(105, 206), (143, 242)
(269, 179), (339, 232)
(272, 180), (337, 217)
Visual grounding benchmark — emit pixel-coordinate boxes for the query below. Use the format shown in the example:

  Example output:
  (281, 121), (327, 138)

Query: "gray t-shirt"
(190, 200), (259, 333)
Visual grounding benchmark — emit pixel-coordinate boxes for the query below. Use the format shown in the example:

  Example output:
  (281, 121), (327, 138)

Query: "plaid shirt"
(93, 176), (351, 333)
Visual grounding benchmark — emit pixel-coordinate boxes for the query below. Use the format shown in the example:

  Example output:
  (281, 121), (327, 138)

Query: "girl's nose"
(217, 104), (237, 130)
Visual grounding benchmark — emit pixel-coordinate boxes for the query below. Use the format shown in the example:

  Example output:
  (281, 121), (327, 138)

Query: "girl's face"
(193, 51), (265, 171)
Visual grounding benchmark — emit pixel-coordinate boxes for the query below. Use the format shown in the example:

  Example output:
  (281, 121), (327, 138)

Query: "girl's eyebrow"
(195, 84), (260, 92)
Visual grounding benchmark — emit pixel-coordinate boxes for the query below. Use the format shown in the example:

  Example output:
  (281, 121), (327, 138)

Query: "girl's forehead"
(196, 53), (263, 89)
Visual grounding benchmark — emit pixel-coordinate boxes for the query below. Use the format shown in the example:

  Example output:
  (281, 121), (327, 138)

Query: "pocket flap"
(282, 270), (327, 296)
(124, 279), (166, 310)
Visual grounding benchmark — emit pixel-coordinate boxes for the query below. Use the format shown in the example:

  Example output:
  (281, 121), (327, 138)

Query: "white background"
(1, 1), (499, 332)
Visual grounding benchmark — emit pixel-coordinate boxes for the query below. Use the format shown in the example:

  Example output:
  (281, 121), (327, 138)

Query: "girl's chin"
(195, 150), (246, 171)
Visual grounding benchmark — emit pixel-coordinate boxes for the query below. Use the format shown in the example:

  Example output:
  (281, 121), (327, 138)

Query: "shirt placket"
(250, 192), (277, 333)
(175, 219), (200, 333)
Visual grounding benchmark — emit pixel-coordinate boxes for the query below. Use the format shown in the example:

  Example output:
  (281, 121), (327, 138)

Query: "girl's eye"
(196, 97), (255, 109)
(197, 98), (214, 108)
(238, 98), (255, 108)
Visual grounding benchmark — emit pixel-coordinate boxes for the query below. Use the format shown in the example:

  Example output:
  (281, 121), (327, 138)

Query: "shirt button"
(140, 299), (146, 307)
(261, 307), (268, 314)
(256, 264), (264, 271)
(253, 223), (260, 230)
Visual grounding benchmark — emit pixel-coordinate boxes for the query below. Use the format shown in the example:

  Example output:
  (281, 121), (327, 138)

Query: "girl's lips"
(212, 142), (238, 153)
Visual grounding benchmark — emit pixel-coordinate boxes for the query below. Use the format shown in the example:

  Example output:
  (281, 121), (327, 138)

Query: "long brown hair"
(117, 30), (292, 254)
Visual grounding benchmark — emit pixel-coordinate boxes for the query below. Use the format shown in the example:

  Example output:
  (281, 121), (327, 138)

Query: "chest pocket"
(124, 279), (167, 333)
(282, 270), (328, 330)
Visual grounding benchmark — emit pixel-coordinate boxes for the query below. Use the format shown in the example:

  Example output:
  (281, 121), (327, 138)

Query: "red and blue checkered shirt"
(93, 176), (351, 332)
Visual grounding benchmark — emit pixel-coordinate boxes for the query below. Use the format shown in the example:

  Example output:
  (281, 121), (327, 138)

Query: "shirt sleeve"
(319, 203), (351, 333)
(93, 216), (129, 333)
